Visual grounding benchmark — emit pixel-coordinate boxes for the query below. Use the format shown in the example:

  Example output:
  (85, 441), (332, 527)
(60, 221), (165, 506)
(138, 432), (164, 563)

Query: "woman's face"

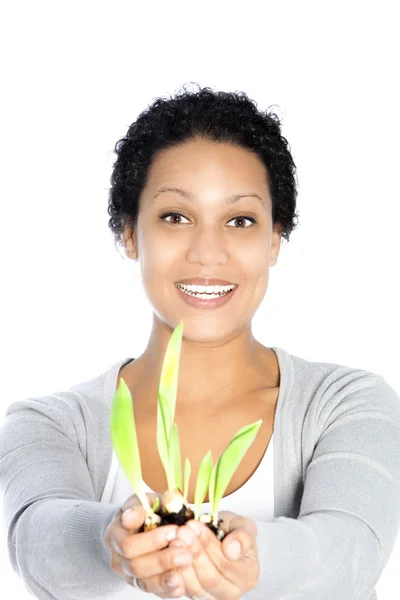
(127, 137), (281, 344)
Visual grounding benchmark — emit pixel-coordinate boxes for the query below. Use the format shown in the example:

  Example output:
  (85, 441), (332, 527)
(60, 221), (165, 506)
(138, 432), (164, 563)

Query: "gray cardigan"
(1, 346), (400, 600)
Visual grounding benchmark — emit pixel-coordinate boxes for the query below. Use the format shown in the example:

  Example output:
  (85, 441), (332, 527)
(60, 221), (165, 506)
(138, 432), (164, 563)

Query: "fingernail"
(187, 520), (201, 536)
(122, 563), (135, 577)
(166, 529), (177, 541)
(112, 539), (122, 554)
(227, 540), (241, 559)
(122, 508), (134, 519)
(177, 528), (194, 546)
(166, 576), (179, 588)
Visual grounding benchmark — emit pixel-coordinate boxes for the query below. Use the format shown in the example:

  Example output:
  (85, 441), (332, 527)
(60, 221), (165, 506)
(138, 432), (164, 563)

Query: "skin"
(115, 136), (282, 597)
(123, 136), (282, 406)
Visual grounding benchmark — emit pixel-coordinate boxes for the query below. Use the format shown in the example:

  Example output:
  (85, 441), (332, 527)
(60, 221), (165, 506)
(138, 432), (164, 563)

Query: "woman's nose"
(185, 225), (229, 265)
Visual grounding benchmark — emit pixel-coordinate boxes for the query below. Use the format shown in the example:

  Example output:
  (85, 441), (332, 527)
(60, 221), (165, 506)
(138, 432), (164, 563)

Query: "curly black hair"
(107, 83), (300, 252)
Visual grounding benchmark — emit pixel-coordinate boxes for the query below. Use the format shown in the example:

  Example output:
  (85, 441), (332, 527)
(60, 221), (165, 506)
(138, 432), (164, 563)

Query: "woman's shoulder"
(279, 345), (390, 385)
(275, 346), (400, 417)
(3, 357), (133, 446)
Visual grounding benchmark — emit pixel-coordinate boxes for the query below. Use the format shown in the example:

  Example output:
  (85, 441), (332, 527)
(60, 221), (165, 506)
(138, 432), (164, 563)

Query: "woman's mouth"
(175, 283), (238, 309)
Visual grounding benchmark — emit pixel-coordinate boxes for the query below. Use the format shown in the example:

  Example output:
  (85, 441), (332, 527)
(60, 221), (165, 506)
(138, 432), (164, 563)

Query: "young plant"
(109, 376), (161, 528)
(110, 320), (263, 538)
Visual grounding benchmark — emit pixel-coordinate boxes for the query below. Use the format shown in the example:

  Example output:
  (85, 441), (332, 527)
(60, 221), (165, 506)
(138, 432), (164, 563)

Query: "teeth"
(177, 284), (235, 294)
(184, 291), (228, 298)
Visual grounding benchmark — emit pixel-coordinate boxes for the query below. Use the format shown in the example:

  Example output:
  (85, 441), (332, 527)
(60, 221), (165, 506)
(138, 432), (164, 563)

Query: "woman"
(1, 85), (400, 600)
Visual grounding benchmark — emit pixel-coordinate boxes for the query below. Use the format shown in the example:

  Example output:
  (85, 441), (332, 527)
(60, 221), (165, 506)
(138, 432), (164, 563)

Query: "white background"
(0, 1), (399, 598)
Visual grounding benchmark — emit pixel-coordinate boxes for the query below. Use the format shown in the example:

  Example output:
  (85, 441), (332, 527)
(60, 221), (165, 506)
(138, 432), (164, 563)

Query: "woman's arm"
(247, 374), (400, 599)
(117, 372), (400, 599)
(0, 393), (125, 600)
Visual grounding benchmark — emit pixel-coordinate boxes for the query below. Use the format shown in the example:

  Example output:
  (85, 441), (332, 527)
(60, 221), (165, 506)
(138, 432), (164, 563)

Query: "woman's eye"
(227, 216), (256, 227)
(160, 212), (190, 225)
(160, 212), (256, 227)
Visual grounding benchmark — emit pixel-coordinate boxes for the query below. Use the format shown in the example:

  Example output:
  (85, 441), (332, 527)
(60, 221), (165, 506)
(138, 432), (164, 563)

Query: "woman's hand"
(119, 506), (260, 599)
(167, 511), (260, 600)
(104, 493), (195, 598)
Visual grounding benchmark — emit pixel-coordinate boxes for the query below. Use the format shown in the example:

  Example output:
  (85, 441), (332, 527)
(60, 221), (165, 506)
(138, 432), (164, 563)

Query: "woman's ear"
(270, 224), (282, 263)
(123, 224), (138, 260)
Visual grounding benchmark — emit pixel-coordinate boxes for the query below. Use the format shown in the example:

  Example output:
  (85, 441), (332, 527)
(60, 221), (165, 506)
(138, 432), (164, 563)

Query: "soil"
(140, 504), (226, 540)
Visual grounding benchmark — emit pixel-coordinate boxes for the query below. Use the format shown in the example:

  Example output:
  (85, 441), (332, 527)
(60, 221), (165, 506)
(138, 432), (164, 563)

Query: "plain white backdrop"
(1, 1), (399, 598)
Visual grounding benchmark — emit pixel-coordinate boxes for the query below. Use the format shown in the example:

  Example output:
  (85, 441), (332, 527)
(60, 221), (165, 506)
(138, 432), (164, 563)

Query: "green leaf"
(110, 377), (152, 513)
(208, 461), (218, 517)
(157, 392), (173, 489)
(183, 457), (191, 503)
(156, 321), (184, 490)
(194, 450), (213, 520)
(152, 497), (160, 513)
(210, 419), (263, 524)
(171, 423), (183, 493)
(159, 321), (183, 431)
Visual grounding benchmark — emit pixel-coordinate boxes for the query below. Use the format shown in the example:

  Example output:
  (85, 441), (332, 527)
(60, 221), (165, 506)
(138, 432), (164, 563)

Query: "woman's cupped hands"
(106, 493), (260, 600)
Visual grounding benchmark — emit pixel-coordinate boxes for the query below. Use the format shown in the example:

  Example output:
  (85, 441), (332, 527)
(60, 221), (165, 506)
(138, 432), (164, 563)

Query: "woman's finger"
(220, 528), (258, 562)
(111, 515), (179, 559)
(116, 547), (187, 599)
(175, 524), (239, 600)
(110, 550), (135, 586)
(218, 511), (258, 539)
(130, 566), (187, 599)
(127, 544), (193, 580)
(188, 519), (260, 594)
(168, 537), (213, 599)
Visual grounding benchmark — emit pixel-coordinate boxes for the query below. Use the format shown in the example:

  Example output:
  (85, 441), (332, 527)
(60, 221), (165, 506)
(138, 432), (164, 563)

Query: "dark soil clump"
(140, 504), (226, 540)
(158, 503), (195, 526)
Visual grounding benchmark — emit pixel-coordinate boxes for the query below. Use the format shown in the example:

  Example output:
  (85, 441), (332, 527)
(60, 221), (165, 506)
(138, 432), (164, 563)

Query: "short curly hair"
(107, 83), (300, 252)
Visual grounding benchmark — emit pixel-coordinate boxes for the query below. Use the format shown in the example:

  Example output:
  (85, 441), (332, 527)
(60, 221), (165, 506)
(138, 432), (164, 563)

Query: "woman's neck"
(123, 323), (279, 413)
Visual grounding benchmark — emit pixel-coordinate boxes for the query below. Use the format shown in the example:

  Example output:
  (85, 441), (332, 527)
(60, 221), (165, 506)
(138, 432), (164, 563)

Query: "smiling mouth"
(175, 284), (235, 298)
(174, 283), (238, 310)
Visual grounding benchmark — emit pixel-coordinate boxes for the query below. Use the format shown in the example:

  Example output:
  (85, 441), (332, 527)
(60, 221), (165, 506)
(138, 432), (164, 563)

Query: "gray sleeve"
(0, 395), (126, 599)
(246, 375), (400, 600)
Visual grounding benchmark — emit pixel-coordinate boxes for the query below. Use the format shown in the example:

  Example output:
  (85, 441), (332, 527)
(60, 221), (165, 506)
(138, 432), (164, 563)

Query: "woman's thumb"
(121, 506), (145, 529)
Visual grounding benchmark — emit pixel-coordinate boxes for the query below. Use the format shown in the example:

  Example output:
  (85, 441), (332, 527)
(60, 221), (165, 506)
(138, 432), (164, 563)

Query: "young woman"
(2, 85), (400, 600)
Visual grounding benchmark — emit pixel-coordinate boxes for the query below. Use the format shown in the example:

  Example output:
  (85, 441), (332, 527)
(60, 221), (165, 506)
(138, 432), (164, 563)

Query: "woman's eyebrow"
(151, 187), (266, 206)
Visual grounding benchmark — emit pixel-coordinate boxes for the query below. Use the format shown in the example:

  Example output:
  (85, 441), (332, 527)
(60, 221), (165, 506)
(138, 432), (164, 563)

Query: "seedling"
(110, 320), (262, 539)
